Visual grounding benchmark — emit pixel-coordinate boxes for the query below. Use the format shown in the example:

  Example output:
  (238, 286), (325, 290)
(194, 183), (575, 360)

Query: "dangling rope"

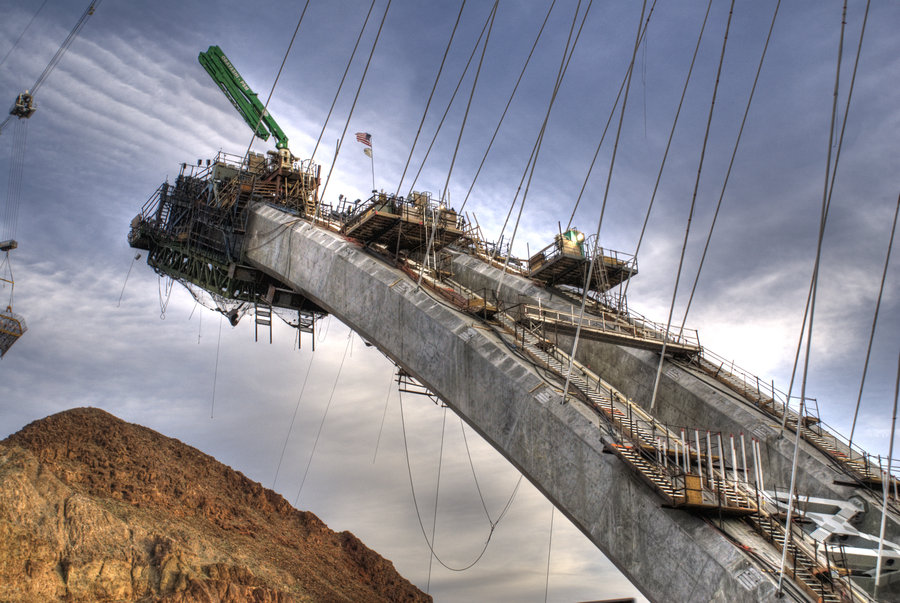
(543, 506), (555, 603)
(272, 350), (317, 489)
(116, 252), (141, 307)
(561, 0), (651, 403)
(457, 0), (557, 215)
(397, 389), (522, 572)
(394, 0), (467, 197)
(0, 0), (49, 70)
(294, 331), (353, 505)
(372, 369), (396, 463)
(309, 0), (377, 162)
(210, 314), (223, 419)
(849, 192), (898, 449)
(318, 0), (393, 204)
(459, 416), (523, 524)
(777, 1), (849, 594)
(676, 0), (782, 338)
(426, 406), (449, 593)
(648, 0), (735, 413)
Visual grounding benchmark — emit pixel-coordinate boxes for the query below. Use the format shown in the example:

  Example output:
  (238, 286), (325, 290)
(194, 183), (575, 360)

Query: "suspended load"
(0, 240), (25, 357)
(0, 306), (26, 358)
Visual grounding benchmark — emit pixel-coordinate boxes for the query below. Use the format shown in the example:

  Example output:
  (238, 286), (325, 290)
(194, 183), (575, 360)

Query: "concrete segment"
(244, 204), (782, 602)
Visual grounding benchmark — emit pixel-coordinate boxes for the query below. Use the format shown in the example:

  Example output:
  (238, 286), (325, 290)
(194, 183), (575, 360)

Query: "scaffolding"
(128, 151), (326, 329)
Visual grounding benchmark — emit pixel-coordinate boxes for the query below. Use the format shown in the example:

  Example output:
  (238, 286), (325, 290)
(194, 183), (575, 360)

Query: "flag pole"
(370, 141), (375, 191)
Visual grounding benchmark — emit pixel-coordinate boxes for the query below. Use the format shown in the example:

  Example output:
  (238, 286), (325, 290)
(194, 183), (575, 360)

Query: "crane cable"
(0, 0), (100, 135)
(777, 0), (849, 595)
(647, 0), (735, 413)
(560, 0), (651, 404)
(1, 119), (28, 242)
(309, 0), (378, 163)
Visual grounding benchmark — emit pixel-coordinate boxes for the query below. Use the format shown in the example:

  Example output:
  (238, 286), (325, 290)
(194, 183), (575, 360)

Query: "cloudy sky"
(1, 1), (898, 601)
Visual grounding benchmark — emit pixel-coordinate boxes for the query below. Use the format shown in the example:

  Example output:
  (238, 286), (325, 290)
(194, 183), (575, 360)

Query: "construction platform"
(341, 191), (464, 252)
(528, 232), (637, 292)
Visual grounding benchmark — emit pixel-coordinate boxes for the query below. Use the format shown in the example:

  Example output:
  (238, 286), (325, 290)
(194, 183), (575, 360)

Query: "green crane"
(198, 45), (292, 168)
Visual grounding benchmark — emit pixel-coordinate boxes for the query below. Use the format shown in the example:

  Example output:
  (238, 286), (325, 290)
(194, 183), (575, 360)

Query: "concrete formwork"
(244, 204), (784, 602)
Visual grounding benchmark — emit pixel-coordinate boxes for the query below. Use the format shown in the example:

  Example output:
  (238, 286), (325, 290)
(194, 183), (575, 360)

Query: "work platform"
(516, 304), (701, 358)
(341, 191), (464, 252)
(528, 231), (637, 292)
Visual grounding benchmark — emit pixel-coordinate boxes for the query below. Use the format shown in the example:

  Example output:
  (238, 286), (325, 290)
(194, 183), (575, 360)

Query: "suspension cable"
(417, 1), (498, 289)
(457, 0), (557, 215)
(648, 0), (735, 413)
(404, 7), (493, 198)
(778, 1), (849, 594)
(318, 0), (393, 204)
(240, 1), (311, 163)
(849, 192), (898, 448)
(780, 0), (869, 431)
(875, 350), (900, 598)
(676, 0), (781, 338)
(310, 0), (377, 163)
(394, 1), (467, 197)
(495, 0), (591, 291)
(561, 0), (651, 403)
(565, 0), (663, 233)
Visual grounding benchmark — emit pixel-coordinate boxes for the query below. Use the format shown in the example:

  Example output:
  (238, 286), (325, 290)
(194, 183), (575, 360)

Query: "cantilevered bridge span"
(129, 155), (900, 603)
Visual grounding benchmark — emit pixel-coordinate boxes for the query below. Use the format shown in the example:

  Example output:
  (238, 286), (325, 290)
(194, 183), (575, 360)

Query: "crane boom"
(198, 45), (289, 150)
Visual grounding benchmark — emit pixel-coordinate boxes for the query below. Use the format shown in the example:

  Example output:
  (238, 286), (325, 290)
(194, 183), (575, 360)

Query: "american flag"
(355, 132), (372, 147)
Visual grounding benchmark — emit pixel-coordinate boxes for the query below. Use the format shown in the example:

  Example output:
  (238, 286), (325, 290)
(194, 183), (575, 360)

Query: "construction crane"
(198, 45), (294, 171)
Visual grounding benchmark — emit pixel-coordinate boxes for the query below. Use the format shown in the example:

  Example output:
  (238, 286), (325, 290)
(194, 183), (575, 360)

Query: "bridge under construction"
(128, 148), (900, 603)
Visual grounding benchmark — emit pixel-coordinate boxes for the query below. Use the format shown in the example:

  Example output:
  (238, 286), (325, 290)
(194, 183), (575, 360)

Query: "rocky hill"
(0, 407), (430, 603)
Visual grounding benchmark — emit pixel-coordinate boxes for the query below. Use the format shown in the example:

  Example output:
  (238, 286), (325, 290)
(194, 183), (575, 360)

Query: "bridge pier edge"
(243, 205), (783, 602)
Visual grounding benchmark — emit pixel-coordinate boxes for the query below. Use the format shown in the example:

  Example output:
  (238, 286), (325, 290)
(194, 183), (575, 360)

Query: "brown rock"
(0, 407), (430, 603)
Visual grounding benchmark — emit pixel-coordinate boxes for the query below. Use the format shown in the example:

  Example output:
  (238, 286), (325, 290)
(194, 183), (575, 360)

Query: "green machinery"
(128, 47), (324, 335)
(198, 45), (293, 170)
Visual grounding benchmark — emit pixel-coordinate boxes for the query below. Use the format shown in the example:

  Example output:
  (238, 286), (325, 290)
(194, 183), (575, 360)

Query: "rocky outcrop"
(0, 407), (430, 603)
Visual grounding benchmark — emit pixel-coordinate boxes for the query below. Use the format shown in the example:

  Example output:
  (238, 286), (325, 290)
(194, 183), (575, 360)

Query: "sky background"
(1, 1), (898, 601)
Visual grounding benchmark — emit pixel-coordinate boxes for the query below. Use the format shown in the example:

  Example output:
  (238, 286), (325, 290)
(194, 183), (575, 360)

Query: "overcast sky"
(1, 1), (898, 601)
